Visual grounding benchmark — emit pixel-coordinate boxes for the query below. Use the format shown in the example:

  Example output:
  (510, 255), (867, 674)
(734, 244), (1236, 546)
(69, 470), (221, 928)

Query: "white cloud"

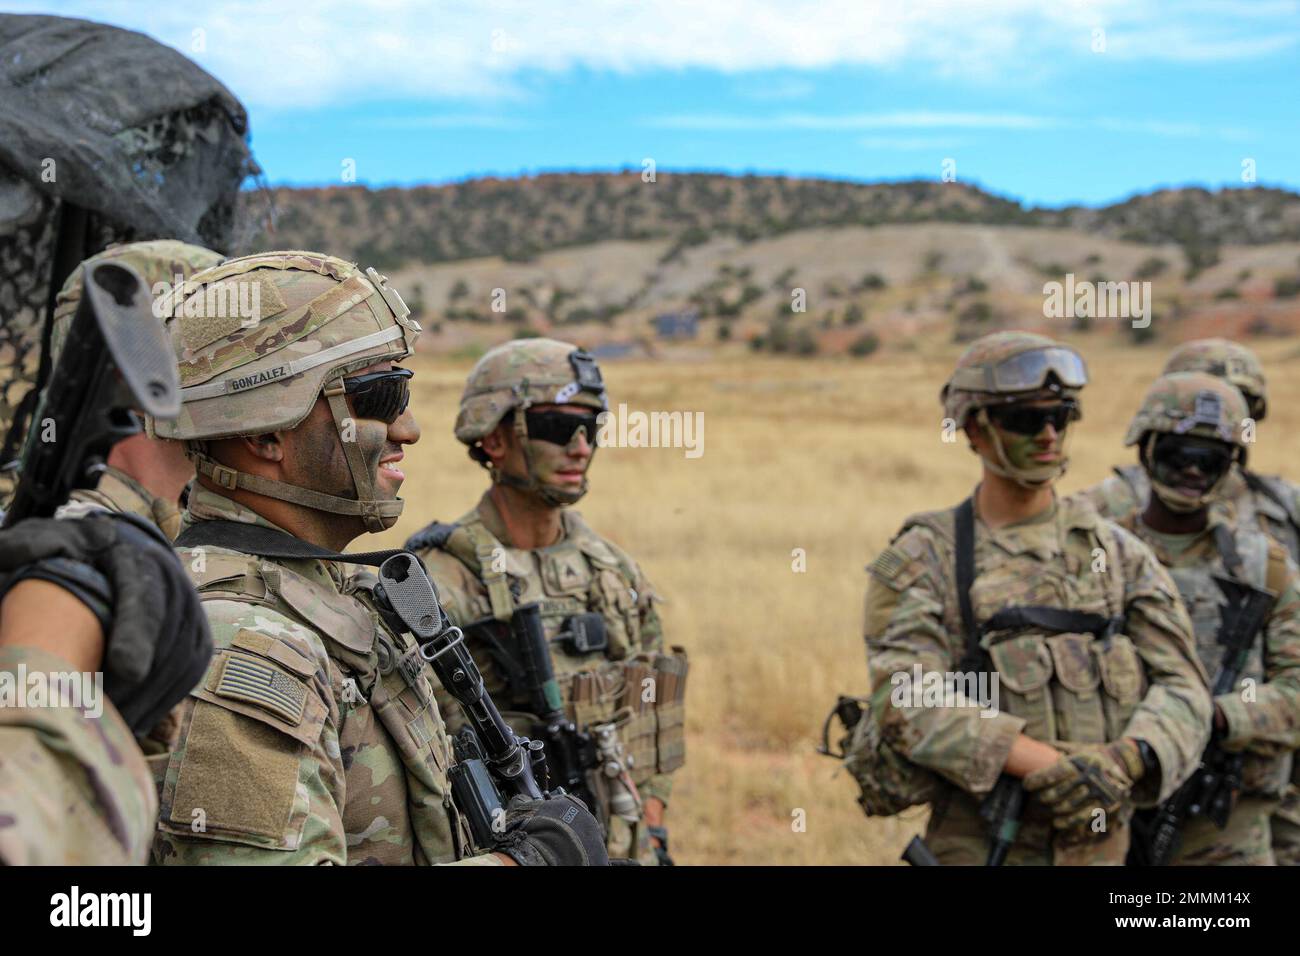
(649, 111), (1059, 131)
(859, 136), (966, 150)
(645, 112), (1252, 139)
(365, 115), (535, 130)
(13, 0), (1297, 110)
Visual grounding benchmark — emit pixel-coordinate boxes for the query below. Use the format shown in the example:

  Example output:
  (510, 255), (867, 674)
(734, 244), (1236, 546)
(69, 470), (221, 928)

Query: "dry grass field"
(371, 331), (1300, 865)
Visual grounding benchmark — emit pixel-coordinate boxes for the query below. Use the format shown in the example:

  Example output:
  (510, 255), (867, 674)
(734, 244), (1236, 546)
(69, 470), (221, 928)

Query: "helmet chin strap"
(974, 408), (1070, 490)
(187, 376), (404, 533)
(1142, 433), (1229, 515)
(489, 400), (589, 507)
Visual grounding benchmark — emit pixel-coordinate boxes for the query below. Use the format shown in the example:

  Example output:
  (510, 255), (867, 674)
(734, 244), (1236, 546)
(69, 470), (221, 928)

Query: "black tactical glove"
(494, 793), (610, 866)
(0, 513), (212, 736)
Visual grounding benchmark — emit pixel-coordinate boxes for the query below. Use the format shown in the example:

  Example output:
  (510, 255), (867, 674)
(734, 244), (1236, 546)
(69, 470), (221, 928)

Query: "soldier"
(847, 331), (1210, 865)
(1089, 340), (1300, 555)
(1078, 372), (1300, 864)
(0, 512), (213, 864)
(49, 240), (224, 538)
(1087, 338), (1300, 865)
(146, 252), (605, 866)
(406, 338), (686, 865)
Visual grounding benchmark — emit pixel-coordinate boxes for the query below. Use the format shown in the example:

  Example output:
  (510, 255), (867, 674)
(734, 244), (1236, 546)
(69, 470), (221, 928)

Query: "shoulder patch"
(869, 545), (910, 582)
(214, 652), (308, 726)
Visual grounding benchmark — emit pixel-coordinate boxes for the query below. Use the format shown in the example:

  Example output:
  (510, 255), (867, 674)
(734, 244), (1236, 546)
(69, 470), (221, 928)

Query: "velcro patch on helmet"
(176, 276), (287, 353)
(179, 312), (248, 354)
(252, 274), (287, 320)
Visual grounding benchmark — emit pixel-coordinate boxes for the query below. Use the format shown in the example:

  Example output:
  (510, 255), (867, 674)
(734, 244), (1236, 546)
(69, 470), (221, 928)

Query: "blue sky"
(21, 1), (1300, 206)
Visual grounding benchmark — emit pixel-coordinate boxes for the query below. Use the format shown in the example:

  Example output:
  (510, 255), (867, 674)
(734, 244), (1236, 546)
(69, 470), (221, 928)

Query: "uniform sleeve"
(633, 564), (675, 806)
(150, 601), (349, 865)
(860, 531), (1024, 796)
(1073, 475), (1140, 523)
(1218, 548), (1300, 753)
(1112, 527), (1213, 804)
(0, 646), (157, 865)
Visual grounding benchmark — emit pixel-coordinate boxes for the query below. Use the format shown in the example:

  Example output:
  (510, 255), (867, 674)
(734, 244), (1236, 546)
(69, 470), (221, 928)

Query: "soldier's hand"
(1023, 740), (1144, 843)
(493, 792), (610, 866)
(0, 513), (212, 736)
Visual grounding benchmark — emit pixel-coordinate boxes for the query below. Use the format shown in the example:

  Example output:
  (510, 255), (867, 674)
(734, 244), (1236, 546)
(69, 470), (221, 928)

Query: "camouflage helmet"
(1127, 371), (1249, 514)
(942, 331), (1087, 489)
(456, 337), (607, 506)
(941, 330), (1087, 428)
(150, 250), (421, 532)
(1124, 371), (1250, 448)
(1162, 338), (1267, 420)
(50, 239), (224, 366)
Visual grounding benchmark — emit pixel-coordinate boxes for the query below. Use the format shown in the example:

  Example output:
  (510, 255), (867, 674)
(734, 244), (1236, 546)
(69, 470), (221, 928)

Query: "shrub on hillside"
(849, 332), (880, 357)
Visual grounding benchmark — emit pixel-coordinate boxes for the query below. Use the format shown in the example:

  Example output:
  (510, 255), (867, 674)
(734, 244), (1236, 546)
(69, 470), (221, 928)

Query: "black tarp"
(0, 13), (260, 500)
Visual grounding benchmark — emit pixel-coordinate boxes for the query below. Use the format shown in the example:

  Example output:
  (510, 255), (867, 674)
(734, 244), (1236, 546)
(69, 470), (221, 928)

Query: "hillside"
(245, 173), (1300, 269)
(238, 174), (1300, 357)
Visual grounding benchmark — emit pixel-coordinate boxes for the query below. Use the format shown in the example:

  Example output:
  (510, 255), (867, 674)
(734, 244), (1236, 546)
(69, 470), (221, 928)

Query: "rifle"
(463, 603), (599, 809)
(374, 553), (546, 847)
(1130, 574), (1277, 866)
(2, 260), (179, 526)
(819, 694), (1022, 866)
(900, 776), (1023, 867)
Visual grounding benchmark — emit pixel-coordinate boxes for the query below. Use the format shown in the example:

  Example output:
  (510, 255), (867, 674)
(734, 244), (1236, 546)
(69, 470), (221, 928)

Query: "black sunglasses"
(1152, 436), (1234, 478)
(987, 401), (1077, 436)
(342, 367), (413, 424)
(524, 408), (601, 448)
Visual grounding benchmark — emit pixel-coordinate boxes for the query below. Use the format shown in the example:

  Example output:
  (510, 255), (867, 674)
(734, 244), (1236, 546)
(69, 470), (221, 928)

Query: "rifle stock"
(3, 260), (179, 526)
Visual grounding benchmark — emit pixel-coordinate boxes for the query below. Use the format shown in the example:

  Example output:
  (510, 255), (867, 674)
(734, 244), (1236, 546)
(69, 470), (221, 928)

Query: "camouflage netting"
(0, 14), (262, 502)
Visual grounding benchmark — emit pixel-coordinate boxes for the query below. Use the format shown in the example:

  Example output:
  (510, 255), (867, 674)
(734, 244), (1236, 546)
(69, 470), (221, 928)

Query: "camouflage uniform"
(146, 251), (496, 865)
(1080, 371), (1300, 864)
(0, 646), (156, 865)
(855, 332), (1211, 865)
(59, 467), (184, 540)
(408, 339), (685, 865)
(0, 241), (222, 864)
(1084, 340), (1300, 865)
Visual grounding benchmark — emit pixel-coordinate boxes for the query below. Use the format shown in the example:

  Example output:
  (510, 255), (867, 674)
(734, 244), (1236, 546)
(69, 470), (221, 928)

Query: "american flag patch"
(216, 652), (307, 725)
(869, 546), (908, 581)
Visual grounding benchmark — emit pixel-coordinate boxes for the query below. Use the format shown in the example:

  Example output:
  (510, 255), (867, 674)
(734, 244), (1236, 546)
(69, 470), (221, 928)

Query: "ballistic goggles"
(949, 347), (1088, 395)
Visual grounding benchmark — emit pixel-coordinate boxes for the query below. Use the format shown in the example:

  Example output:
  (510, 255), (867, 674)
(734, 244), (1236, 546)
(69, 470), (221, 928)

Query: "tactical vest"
(160, 533), (469, 863)
(409, 511), (687, 791)
(1120, 512), (1292, 797)
(913, 498), (1146, 749)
